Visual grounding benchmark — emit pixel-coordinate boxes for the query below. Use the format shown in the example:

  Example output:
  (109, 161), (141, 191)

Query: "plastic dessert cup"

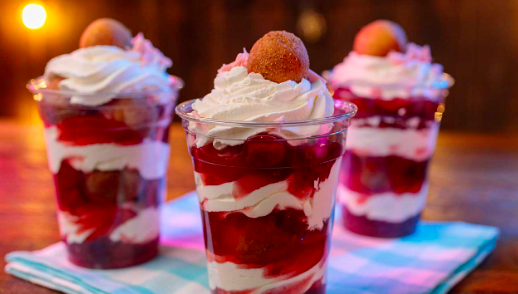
(176, 99), (356, 294)
(28, 77), (180, 268)
(331, 78), (453, 238)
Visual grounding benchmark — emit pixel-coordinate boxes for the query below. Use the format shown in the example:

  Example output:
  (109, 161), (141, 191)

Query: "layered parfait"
(176, 31), (355, 293)
(28, 19), (181, 268)
(327, 20), (453, 237)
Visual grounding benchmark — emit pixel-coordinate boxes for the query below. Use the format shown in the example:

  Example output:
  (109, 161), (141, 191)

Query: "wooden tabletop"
(1, 121), (517, 293)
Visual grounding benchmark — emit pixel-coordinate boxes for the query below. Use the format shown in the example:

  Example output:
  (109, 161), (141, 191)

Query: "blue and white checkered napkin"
(5, 192), (499, 294)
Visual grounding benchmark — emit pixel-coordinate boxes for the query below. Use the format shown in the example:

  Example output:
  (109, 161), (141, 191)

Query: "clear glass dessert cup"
(28, 77), (181, 268)
(330, 76), (454, 238)
(176, 99), (357, 294)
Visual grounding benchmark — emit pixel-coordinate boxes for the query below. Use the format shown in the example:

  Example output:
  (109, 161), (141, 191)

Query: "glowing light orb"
(22, 4), (47, 29)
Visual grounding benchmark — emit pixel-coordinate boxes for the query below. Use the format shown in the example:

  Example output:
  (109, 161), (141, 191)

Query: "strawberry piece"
(244, 134), (286, 168)
(54, 161), (88, 212)
(202, 208), (329, 279)
(85, 171), (120, 204)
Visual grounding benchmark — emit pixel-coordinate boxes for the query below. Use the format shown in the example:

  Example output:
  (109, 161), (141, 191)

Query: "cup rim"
(327, 73), (455, 90)
(27, 76), (184, 98)
(175, 99), (358, 128)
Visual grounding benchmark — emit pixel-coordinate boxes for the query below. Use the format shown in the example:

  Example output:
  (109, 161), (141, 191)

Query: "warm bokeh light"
(22, 4), (47, 29)
(297, 9), (326, 43)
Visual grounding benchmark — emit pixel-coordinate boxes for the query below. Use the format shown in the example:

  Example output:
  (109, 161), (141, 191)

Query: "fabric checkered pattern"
(5, 191), (499, 294)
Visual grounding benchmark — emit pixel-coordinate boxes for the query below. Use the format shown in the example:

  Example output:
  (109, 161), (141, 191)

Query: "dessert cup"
(331, 78), (453, 238)
(177, 99), (356, 294)
(28, 77), (180, 268)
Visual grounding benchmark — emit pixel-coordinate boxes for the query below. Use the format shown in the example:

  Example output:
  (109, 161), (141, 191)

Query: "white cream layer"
(109, 207), (160, 243)
(329, 45), (450, 100)
(58, 207), (160, 244)
(345, 123), (439, 161)
(352, 116), (425, 129)
(338, 183), (429, 223)
(195, 158), (341, 231)
(44, 126), (170, 180)
(190, 66), (334, 149)
(208, 255), (327, 293)
(58, 211), (95, 244)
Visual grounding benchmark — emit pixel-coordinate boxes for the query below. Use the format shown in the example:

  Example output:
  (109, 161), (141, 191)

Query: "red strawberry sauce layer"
(333, 87), (441, 237)
(342, 207), (421, 238)
(190, 132), (344, 292)
(333, 88), (440, 129)
(56, 115), (144, 145)
(55, 161), (164, 268)
(203, 209), (330, 277)
(67, 238), (159, 269)
(47, 114), (169, 268)
(340, 151), (430, 195)
(192, 133), (343, 198)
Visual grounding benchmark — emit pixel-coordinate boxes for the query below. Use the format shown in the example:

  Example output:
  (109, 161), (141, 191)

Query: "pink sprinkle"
(169, 75), (183, 88)
(131, 33), (172, 68)
(218, 49), (249, 72)
(266, 116), (285, 132)
(307, 69), (327, 84)
(274, 116), (286, 123)
(388, 43), (433, 64)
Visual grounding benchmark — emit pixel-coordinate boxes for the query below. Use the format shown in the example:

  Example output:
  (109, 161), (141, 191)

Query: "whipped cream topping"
(338, 183), (429, 222)
(190, 66), (334, 148)
(44, 126), (170, 180)
(45, 34), (173, 106)
(330, 44), (449, 99)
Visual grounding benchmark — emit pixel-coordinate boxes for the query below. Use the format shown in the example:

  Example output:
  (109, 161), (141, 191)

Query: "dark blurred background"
(1, 0), (517, 134)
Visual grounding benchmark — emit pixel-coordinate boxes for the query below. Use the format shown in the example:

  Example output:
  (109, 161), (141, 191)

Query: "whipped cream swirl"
(329, 44), (450, 99)
(45, 34), (174, 106)
(190, 66), (334, 148)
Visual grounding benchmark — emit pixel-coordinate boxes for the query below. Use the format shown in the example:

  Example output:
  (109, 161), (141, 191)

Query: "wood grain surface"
(0, 121), (517, 293)
(3, 0), (518, 134)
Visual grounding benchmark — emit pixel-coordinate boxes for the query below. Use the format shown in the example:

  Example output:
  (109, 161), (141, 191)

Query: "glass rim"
(328, 73), (455, 90)
(27, 76), (183, 98)
(175, 99), (358, 128)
